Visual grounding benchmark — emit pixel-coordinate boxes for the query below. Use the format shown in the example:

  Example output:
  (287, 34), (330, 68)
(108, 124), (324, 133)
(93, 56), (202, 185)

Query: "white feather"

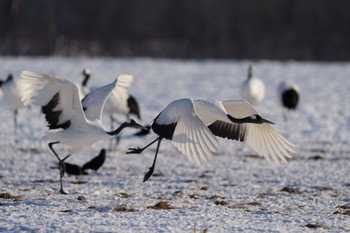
(157, 98), (219, 164)
(240, 65), (265, 105)
(222, 100), (295, 162)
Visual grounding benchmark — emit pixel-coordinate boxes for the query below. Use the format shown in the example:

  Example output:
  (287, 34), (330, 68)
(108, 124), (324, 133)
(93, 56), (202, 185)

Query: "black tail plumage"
(82, 149), (106, 172)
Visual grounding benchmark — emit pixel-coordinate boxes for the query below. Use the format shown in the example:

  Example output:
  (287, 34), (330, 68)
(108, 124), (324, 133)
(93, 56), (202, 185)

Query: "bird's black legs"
(143, 138), (163, 182)
(48, 142), (70, 194)
(126, 137), (162, 181)
(58, 154), (71, 194)
(127, 137), (161, 154)
(13, 110), (18, 144)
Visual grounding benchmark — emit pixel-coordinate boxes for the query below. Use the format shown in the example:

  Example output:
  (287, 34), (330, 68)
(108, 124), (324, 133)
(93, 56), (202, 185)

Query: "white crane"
(278, 80), (300, 123)
(0, 74), (25, 143)
(81, 68), (141, 123)
(20, 71), (143, 194)
(80, 69), (147, 148)
(127, 98), (295, 182)
(240, 65), (266, 105)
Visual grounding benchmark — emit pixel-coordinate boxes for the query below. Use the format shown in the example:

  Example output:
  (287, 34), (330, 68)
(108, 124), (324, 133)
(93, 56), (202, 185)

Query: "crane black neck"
(107, 120), (142, 135)
(227, 114), (273, 124)
(247, 66), (253, 79)
(107, 122), (129, 135)
(82, 74), (90, 87)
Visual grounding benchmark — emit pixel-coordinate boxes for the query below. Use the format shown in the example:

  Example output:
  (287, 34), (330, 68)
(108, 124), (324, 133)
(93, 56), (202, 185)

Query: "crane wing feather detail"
(20, 71), (87, 129)
(110, 74), (134, 100)
(81, 79), (117, 122)
(220, 100), (295, 162)
(153, 98), (219, 164)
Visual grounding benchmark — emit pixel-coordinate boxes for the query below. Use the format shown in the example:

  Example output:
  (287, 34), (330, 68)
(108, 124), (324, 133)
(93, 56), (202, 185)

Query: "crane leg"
(127, 137), (160, 154)
(143, 138), (162, 182)
(48, 142), (70, 194)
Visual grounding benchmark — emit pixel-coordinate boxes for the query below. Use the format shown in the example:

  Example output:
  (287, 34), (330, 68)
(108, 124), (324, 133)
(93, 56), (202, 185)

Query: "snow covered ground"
(0, 57), (349, 232)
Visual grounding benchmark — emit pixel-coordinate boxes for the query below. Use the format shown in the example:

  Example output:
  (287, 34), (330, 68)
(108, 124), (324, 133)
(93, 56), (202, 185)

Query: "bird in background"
(82, 148), (106, 172)
(20, 71), (143, 194)
(240, 65), (266, 105)
(278, 80), (300, 125)
(0, 74), (26, 144)
(55, 148), (106, 176)
(80, 68), (91, 96)
(80, 68), (149, 149)
(62, 162), (87, 176)
(81, 68), (141, 123)
(127, 98), (295, 182)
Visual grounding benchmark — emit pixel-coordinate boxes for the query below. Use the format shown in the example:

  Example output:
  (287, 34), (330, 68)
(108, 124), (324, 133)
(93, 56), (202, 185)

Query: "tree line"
(1, 0), (349, 60)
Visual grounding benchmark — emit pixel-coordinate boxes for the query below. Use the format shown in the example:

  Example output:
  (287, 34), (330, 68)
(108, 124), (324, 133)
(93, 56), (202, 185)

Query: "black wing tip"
(82, 149), (107, 172)
(152, 121), (176, 140)
(41, 92), (71, 130)
(63, 162), (87, 176)
(127, 95), (141, 119)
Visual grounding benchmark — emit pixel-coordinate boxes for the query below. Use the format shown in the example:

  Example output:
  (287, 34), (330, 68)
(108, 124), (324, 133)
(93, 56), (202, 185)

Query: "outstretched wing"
(215, 100), (295, 162)
(152, 98), (219, 164)
(110, 74), (134, 100)
(103, 74), (135, 116)
(20, 71), (86, 129)
(81, 79), (117, 122)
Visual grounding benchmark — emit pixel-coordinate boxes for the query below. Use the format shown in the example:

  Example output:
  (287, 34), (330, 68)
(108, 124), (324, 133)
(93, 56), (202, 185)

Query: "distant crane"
(278, 80), (300, 123)
(81, 68), (141, 124)
(127, 98), (295, 182)
(62, 162), (87, 176)
(82, 148), (106, 172)
(20, 71), (143, 194)
(59, 149), (106, 175)
(0, 74), (25, 143)
(80, 69), (147, 149)
(240, 65), (266, 105)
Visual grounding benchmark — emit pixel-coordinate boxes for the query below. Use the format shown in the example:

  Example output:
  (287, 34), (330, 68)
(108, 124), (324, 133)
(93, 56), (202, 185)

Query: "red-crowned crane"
(128, 98), (295, 182)
(240, 65), (266, 105)
(20, 71), (143, 194)
(278, 80), (300, 124)
(0, 74), (26, 143)
(80, 69), (148, 149)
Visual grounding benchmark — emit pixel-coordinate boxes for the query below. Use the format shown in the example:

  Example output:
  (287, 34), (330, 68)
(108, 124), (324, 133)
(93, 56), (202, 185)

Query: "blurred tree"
(0, 0), (349, 60)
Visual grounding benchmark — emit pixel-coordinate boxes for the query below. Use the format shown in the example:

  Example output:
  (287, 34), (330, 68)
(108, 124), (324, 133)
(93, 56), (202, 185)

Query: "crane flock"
(0, 65), (299, 194)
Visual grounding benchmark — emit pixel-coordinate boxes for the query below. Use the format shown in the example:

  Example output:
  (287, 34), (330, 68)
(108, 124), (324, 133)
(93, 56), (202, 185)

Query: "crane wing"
(81, 79), (117, 122)
(20, 71), (87, 129)
(110, 74), (134, 100)
(152, 98), (219, 164)
(103, 74), (134, 115)
(213, 100), (295, 163)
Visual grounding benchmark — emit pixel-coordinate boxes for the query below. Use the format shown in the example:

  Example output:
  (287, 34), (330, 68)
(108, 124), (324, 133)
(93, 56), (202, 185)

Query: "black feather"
(41, 92), (71, 129)
(282, 89), (299, 110)
(152, 113), (177, 140)
(208, 121), (246, 141)
(64, 163), (87, 176)
(0, 74), (13, 88)
(127, 95), (141, 119)
(82, 149), (106, 172)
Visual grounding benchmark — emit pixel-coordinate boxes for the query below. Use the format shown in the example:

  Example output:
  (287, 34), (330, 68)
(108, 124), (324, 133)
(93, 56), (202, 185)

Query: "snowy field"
(0, 57), (349, 232)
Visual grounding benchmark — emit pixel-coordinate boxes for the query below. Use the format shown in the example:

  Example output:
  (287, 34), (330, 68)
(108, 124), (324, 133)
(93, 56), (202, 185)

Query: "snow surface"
(0, 57), (349, 232)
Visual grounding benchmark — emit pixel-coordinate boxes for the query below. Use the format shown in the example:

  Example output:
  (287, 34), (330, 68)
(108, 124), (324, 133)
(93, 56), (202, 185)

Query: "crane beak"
(133, 121), (144, 129)
(262, 118), (274, 124)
